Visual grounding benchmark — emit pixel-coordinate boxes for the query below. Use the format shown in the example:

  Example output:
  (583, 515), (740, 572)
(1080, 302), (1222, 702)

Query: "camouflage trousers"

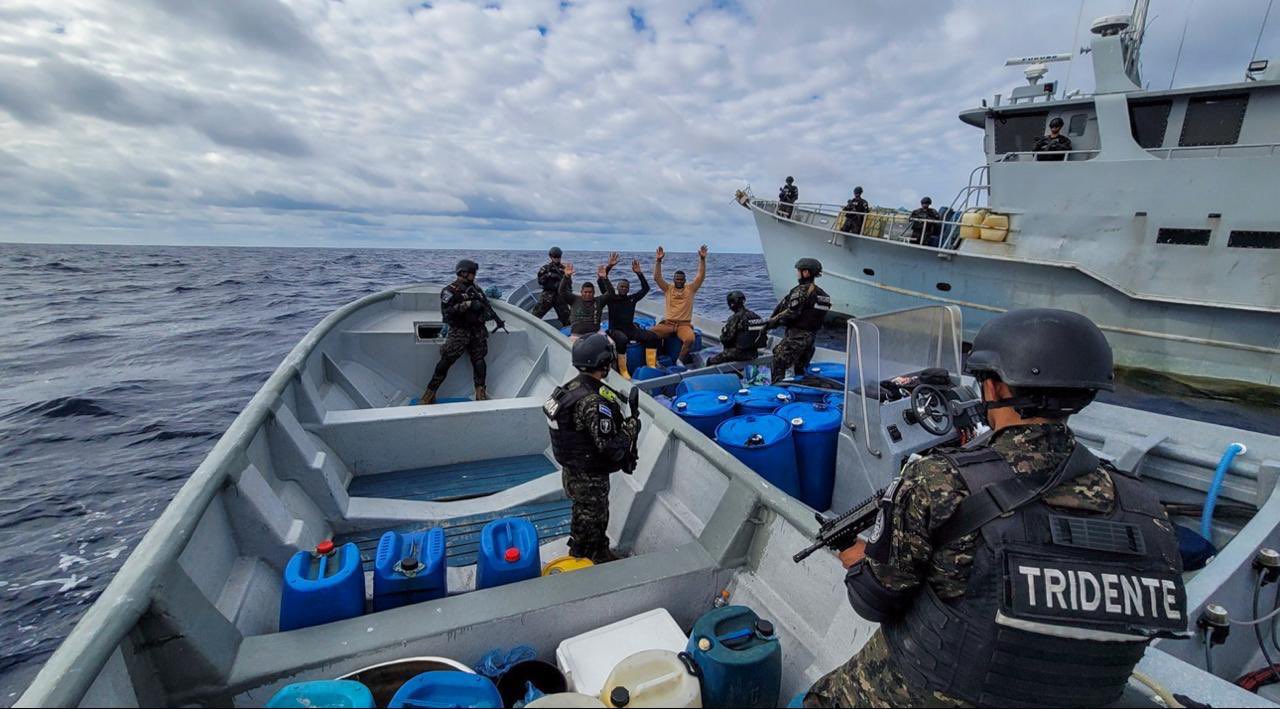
(427, 325), (488, 391)
(803, 631), (969, 708)
(706, 347), (758, 366)
(771, 329), (816, 383)
(532, 291), (570, 326)
(562, 466), (612, 563)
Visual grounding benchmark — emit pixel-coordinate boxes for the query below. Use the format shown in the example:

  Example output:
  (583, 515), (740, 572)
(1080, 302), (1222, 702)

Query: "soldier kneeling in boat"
(544, 334), (641, 564)
(803, 309), (1187, 709)
(706, 290), (767, 365)
(765, 258), (831, 384)
(421, 259), (503, 405)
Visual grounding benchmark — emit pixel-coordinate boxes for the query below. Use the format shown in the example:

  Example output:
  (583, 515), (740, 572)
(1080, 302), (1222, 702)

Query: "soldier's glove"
(622, 417), (641, 440)
(469, 299), (484, 312)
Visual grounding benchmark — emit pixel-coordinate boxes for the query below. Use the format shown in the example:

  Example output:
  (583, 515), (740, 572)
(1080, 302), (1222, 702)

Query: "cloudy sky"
(0, 0), (1275, 251)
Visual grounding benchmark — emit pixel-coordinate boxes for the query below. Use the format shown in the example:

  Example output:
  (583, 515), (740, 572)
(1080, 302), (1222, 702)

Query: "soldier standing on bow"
(841, 186), (870, 235)
(531, 246), (570, 326)
(421, 259), (504, 404)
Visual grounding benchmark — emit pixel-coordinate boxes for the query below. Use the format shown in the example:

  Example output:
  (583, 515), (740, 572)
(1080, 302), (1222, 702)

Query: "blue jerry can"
(389, 671), (502, 708)
(715, 415), (800, 499)
(686, 605), (782, 709)
(267, 680), (375, 708)
(673, 391), (735, 438)
(373, 528), (448, 611)
(776, 402), (841, 512)
(279, 541), (365, 631)
(476, 517), (541, 590)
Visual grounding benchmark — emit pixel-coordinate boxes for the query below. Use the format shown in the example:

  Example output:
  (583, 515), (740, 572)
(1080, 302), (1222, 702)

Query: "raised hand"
(631, 258), (642, 273)
(607, 252), (620, 268)
(698, 244), (709, 259)
(597, 264), (608, 279)
(656, 246), (665, 260)
(564, 262), (575, 277)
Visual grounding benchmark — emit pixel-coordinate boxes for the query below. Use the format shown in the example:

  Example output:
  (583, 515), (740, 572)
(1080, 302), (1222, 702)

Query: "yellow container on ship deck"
(980, 212), (1010, 242)
(543, 555), (594, 576)
(959, 209), (988, 239)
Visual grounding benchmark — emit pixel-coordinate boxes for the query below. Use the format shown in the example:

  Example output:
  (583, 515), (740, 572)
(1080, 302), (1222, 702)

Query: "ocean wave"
(171, 285), (200, 293)
(41, 261), (86, 273)
(5, 397), (120, 421)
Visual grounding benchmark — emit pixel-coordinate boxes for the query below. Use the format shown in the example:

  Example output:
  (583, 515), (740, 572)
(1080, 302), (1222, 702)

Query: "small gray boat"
(16, 285), (1280, 707)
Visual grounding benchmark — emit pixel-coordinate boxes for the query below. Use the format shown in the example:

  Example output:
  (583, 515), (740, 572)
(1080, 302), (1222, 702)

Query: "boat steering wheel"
(910, 384), (954, 437)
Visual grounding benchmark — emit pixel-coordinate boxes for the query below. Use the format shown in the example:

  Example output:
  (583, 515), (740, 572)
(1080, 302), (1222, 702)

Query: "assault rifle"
(792, 487), (886, 563)
(623, 387), (641, 475)
(468, 284), (508, 333)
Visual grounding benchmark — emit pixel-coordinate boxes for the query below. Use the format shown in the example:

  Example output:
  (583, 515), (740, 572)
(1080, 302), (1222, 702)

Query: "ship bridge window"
(1228, 230), (1280, 249)
(1156, 228), (1211, 246)
(994, 111), (1049, 154)
(1179, 94), (1249, 147)
(1067, 113), (1088, 137)
(1129, 99), (1172, 148)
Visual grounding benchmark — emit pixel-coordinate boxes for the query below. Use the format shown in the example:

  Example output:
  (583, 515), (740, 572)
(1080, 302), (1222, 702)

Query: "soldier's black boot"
(474, 386), (489, 401)
(421, 388), (438, 405)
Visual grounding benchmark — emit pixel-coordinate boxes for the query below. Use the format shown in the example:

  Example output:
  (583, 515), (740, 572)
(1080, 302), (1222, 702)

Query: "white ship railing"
(756, 199), (979, 248)
(1144, 142), (1280, 159)
(995, 149), (1101, 162)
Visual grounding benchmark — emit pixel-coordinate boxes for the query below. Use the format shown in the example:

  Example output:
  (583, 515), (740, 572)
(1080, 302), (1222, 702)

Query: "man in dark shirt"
(598, 253), (661, 378)
(840, 186), (869, 235)
(907, 197), (941, 246)
(1033, 117), (1072, 161)
(777, 176), (798, 218)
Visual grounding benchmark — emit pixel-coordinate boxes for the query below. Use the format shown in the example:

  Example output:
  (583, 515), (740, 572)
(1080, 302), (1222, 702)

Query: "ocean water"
(0, 242), (1274, 702)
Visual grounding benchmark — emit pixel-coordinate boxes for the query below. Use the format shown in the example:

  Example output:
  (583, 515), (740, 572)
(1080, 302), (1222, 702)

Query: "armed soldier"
(765, 258), (831, 384)
(544, 334), (641, 564)
(840, 186), (869, 235)
(421, 259), (505, 404)
(531, 246), (570, 326)
(706, 290), (767, 366)
(907, 196), (941, 246)
(777, 176), (799, 218)
(1034, 116), (1073, 161)
(803, 309), (1187, 708)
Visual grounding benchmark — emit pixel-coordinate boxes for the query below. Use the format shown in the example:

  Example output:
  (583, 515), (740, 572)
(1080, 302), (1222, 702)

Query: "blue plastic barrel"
(715, 415), (800, 498)
(632, 365), (667, 382)
(625, 341), (646, 368)
(388, 671), (502, 709)
(559, 325), (572, 337)
(781, 383), (830, 403)
(805, 362), (846, 383)
(476, 518), (541, 590)
(686, 605), (782, 709)
(674, 373), (742, 397)
(280, 541), (365, 631)
(733, 386), (795, 415)
(268, 680), (375, 708)
(634, 315), (657, 330)
(373, 528), (448, 612)
(824, 392), (844, 410)
(673, 391), (736, 438)
(777, 402), (841, 511)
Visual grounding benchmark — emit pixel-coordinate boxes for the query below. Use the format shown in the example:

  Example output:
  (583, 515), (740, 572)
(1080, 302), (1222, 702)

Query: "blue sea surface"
(0, 242), (1274, 702)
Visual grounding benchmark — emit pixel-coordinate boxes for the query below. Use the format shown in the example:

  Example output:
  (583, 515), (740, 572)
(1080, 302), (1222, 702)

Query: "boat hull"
(753, 206), (1280, 389)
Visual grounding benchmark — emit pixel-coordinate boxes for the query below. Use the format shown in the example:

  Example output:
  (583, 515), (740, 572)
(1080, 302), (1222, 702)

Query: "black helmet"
(853, 185), (863, 194)
(920, 196), (932, 206)
(455, 258), (479, 275)
(966, 309), (1113, 417)
(785, 176), (794, 184)
(1049, 117), (1065, 129)
(726, 290), (746, 309)
(548, 246), (563, 258)
(572, 333), (616, 371)
(794, 257), (822, 277)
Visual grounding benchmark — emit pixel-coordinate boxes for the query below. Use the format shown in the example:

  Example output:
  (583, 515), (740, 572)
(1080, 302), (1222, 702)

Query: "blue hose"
(1200, 443), (1247, 540)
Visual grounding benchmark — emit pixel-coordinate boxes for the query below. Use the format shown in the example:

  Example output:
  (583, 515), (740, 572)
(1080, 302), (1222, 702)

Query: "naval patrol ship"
(741, 0), (1280, 391)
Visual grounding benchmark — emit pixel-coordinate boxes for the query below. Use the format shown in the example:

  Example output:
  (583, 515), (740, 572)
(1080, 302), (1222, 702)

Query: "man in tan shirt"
(650, 244), (707, 363)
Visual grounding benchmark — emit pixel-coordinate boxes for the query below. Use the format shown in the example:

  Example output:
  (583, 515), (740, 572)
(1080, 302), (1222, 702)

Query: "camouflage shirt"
(868, 422), (1116, 597)
(569, 378), (633, 468)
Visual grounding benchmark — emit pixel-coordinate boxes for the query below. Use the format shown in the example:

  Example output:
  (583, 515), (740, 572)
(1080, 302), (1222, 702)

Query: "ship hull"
(753, 207), (1280, 389)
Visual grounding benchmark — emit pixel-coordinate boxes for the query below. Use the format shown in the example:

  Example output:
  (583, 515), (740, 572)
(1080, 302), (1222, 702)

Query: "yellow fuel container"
(980, 212), (1010, 242)
(960, 209), (988, 240)
(543, 555), (595, 576)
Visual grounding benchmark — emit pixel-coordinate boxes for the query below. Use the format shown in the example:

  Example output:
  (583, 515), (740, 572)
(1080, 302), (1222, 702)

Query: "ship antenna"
(1062, 0), (1086, 97)
(1251, 0), (1276, 71)
(1169, 0), (1193, 89)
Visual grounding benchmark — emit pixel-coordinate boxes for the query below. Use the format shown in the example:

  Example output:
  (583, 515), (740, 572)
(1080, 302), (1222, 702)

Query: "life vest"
(543, 376), (623, 475)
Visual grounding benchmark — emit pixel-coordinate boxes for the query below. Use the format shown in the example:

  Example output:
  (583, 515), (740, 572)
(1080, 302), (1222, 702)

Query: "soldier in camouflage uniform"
(907, 196), (942, 246)
(766, 258), (831, 384)
(805, 309), (1184, 709)
(840, 186), (870, 235)
(777, 176), (799, 218)
(706, 290), (767, 365)
(544, 334), (641, 563)
(532, 246), (570, 326)
(421, 259), (503, 404)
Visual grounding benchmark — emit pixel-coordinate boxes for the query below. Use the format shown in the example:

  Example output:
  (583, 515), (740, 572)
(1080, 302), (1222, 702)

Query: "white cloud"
(0, 0), (1272, 251)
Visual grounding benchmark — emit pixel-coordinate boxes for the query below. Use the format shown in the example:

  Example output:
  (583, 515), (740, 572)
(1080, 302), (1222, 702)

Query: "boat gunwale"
(18, 283), (823, 708)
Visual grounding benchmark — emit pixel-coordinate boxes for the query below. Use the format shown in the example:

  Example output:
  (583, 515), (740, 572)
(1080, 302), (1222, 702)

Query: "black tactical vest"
(543, 377), (621, 475)
(882, 446), (1188, 708)
(791, 285), (831, 332)
(733, 310), (769, 350)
